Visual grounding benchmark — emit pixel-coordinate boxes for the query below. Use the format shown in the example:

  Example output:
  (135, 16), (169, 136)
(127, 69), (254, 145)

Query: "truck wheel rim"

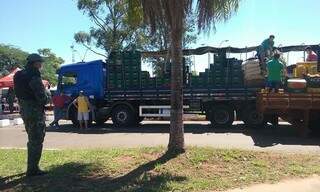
(214, 111), (229, 124)
(117, 111), (127, 123)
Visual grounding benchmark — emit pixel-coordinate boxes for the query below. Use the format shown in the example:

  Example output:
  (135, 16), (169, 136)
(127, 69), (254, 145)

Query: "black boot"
(26, 143), (45, 177)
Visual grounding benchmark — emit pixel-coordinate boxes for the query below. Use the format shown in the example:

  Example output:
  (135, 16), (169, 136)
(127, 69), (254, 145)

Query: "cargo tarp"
(141, 44), (320, 57)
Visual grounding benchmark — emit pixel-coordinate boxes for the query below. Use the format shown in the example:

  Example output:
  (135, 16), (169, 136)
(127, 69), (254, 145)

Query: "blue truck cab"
(56, 60), (106, 100)
(56, 60), (108, 125)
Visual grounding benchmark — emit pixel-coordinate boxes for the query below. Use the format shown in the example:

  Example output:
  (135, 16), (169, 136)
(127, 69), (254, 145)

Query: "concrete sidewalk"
(226, 176), (320, 192)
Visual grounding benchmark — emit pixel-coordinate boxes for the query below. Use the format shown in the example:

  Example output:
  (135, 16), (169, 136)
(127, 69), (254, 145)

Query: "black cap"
(27, 53), (44, 64)
(305, 46), (312, 51)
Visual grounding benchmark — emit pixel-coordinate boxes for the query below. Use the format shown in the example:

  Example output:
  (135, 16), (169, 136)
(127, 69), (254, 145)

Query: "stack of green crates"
(108, 51), (193, 90)
(163, 61), (189, 87)
(148, 77), (157, 88)
(108, 64), (124, 89)
(190, 56), (244, 89)
(123, 51), (141, 89)
(227, 58), (244, 87)
(190, 75), (202, 88)
(141, 71), (151, 89)
(212, 63), (226, 87)
(108, 51), (142, 90)
(156, 73), (171, 88)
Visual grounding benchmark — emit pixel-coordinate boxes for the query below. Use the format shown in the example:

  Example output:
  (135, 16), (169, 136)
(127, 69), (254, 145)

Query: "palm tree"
(129, 0), (239, 152)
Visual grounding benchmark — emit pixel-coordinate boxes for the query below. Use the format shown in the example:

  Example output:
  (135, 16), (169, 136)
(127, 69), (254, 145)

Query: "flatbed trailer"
(58, 59), (264, 128)
(100, 87), (261, 126)
(257, 92), (320, 136)
(105, 87), (257, 101)
(57, 44), (319, 128)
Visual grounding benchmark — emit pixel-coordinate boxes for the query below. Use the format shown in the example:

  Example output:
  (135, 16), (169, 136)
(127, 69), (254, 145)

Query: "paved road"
(1, 121), (320, 153)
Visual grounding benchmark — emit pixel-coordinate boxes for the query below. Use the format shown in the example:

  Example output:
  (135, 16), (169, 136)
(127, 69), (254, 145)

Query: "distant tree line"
(0, 44), (64, 85)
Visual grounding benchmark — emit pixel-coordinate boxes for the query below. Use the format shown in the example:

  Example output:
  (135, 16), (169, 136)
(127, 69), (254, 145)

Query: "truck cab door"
(58, 72), (79, 97)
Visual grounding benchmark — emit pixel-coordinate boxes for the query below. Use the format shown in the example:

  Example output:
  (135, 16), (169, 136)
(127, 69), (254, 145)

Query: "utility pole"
(301, 43), (306, 62)
(208, 52), (210, 69)
(193, 55), (196, 72)
(71, 44), (76, 63)
(82, 48), (89, 62)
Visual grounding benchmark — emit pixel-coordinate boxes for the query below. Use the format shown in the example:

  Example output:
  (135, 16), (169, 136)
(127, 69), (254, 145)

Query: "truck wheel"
(209, 105), (234, 128)
(242, 106), (265, 128)
(112, 105), (134, 127)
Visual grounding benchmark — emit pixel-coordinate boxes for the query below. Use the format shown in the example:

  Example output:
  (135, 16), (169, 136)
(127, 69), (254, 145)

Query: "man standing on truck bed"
(305, 46), (318, 62)
(258, 35), (275, 64)
(266, 53), (285, 93)
(13, 53), (51, 177)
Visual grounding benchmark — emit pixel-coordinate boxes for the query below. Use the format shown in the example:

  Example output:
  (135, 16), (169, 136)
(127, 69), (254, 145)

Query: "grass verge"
(1, 147), (320, 192)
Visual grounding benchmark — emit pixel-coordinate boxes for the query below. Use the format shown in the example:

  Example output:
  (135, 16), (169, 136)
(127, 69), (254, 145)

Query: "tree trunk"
(168, 25), (185, 152)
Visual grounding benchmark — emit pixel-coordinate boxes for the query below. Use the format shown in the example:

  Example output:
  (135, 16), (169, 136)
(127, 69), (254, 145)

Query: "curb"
(0, 118), (24, 128)
(0, 115), (54, 128)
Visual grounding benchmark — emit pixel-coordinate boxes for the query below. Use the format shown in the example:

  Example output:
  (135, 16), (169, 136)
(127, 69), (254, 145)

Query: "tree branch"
(89, 10), (112, 32)
(81, 43), (108, 59)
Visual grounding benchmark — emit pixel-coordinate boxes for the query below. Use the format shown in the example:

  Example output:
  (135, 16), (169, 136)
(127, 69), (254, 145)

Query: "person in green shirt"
(266, 53), (285, 93)
(258, 35), (275, 63)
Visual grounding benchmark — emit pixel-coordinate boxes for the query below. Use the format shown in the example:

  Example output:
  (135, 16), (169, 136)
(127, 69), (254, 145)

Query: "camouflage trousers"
(19, 100), (46, 173)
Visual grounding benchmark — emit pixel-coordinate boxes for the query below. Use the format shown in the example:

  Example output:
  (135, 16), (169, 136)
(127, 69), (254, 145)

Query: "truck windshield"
(61, 72), (77, 87)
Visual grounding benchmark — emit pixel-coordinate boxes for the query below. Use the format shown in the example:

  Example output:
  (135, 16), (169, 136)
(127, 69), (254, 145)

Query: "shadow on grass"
(0, 151), (185, 192)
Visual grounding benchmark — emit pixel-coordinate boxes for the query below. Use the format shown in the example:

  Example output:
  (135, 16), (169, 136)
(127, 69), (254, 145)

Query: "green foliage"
(75, 0), (197, 75)
(38, 48), (64, 86)
(145, 12), (197, 75)
(75, 0), (149, 57)
(0, 44), (28, 76)
(0, 44), (63, 85)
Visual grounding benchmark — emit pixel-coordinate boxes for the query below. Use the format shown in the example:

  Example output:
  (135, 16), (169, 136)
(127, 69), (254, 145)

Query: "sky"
(0, 0), (319, 72)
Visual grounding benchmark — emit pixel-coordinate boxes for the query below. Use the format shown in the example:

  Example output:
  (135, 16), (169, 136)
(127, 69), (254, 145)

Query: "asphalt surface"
(1, 120), (320, 153)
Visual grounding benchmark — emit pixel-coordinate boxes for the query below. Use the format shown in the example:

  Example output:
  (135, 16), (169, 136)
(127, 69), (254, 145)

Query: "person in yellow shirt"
(73, 91), (90, 130)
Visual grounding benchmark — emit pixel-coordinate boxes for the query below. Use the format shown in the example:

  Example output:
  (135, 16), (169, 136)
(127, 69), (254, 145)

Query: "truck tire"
(209, 105), (234, 128)
(111, 105), (134, 127)
(242, 105), (265, 128)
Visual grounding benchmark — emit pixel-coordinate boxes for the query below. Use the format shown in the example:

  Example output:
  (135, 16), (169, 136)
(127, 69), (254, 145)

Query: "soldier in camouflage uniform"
(13, 53), (51, 177)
